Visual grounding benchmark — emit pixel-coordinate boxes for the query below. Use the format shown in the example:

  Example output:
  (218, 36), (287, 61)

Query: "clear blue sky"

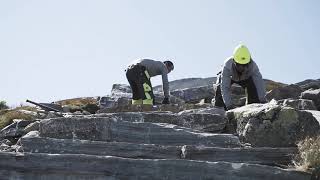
(1, 0), (319, 106)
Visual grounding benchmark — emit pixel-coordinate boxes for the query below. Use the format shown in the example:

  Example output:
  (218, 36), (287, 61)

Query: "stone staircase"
(0, 111), (312, 180)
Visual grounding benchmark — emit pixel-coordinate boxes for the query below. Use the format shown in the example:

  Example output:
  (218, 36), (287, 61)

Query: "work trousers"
(214, 76), (260, 110)
(126, 64), (154, 105)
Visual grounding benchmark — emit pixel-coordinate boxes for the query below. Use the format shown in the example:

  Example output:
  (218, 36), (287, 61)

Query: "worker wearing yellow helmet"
(213, 44), (266, 110)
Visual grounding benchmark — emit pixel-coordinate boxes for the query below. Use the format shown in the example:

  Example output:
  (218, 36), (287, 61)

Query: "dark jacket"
(218, 57), (266, 107)
(129, 59), (170, 98)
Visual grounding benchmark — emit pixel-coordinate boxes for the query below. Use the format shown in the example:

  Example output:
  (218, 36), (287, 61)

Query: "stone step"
(39, 117), (241, 147)
(21, 131), (180, 160)
(181, 145), (296, 165)
(90, 111), (227, 133)
(0, 152), (310, 180)
(21, 131), (296, 165)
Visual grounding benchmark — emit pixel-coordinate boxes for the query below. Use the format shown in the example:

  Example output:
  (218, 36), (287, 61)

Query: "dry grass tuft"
(294, 136), (320, 172)
(56, 97), (97, 106)
(0, 109), (36, 129)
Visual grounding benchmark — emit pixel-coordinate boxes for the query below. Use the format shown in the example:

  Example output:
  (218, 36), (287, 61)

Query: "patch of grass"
(294, 136), (320, 171)
(56, 97), (99, 114)
(15, 106), (38, 112)
(0, 109), (36, 129)
(56, 97), (97, 106)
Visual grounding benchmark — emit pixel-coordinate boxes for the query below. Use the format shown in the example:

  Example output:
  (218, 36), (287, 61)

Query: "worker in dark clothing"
(213, 44), (266, 110)
(125, 59), (174, 105)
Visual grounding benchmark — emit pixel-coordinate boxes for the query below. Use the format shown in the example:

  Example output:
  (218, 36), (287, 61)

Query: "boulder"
(153, 77), (217, 91)
(111, 83), (132, 95)
(0, 119), (34, 140)
(98, 95), (131, 109)
(39, 117), (241, 147)
(295, 79), (320, 90)
(264, 79), (287, 91)
(0, 152), (311, 180)
(23, 121), (40, 133)
(170, 85), (214, 103)
(280, 99), (317, 110)
(305, 110), (320, 125)
(266, 84), (303, 101)
(301, 89), (320, 110)
(226, 103), (320, 147)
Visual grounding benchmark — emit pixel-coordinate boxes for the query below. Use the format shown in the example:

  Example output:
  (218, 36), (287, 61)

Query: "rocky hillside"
(0, 77), (319, 180)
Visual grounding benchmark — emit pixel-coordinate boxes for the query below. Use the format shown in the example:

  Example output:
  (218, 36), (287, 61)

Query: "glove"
(162, 97), (170, 104)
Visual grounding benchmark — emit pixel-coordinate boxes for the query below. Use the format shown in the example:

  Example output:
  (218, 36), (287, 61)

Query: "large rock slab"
(21, 131), (180, 159)
(39, 117), (241, 147)
(280, 98), (317, 110)
(178, 107), (226, 116)
(170, 85), (214, 103)
(153, 77), (217, 91)
(20, 132), (298, 165)
(182, 145), (297, 165)
(306, 110), (320, 125)
(301, 89), (320, 110)
(266, 84), (303, 101)
(226, 103), (320, 147)
(98, 104), (184, 113)
(93, 111), (227, 133)
(0, 152), (311, 180)
(295, 79), (320, 90)
(98, 94), (185, 110)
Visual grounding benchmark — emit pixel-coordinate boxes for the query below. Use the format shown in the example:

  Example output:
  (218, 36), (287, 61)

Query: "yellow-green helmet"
(233, 44), (251, 64)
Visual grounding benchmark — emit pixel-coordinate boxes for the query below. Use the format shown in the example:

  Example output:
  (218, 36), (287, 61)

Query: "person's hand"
(226, 104), (236, 110)
(162, 97), (170, 104)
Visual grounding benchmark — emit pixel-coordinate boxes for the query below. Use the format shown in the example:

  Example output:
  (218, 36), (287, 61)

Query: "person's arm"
(162, 72), (170, 98)
(251, 62), (267, 102)
(221, 65), (233, 108)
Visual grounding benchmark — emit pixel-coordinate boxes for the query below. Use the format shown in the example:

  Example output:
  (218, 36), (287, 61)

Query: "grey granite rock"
(266, 84), (303, 101)
(39, 117), (241, 147)
(281, 98), (317, 110)
(301, 89), (320, 110)
(226, 103), (320, 147)
(182, 145), (297, 165)
(21, 133), (298, 166)
(94, 111), (227, 133)
(0, 152), (311, 180)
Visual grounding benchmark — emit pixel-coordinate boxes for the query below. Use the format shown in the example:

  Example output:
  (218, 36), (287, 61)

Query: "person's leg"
(141, 70), (154, 105)
(213, 75), (227, 110)
(240, 77), (260, 104)
(126, 67), (143, 104)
